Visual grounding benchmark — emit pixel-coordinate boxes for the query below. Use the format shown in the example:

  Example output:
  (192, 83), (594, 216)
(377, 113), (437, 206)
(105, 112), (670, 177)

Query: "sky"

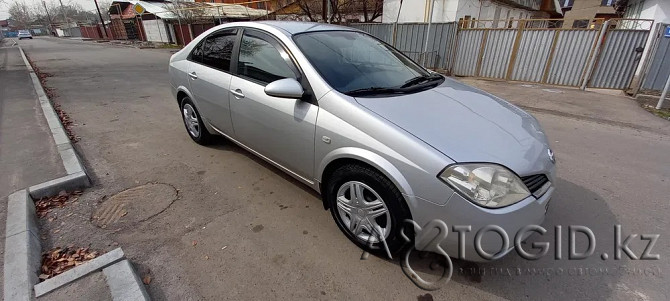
(0, 0), (100, 20)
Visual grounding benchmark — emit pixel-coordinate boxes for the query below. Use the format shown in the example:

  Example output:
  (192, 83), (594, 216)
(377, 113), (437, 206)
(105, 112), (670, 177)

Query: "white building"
(623, 0), (670, 24)
(382, 0), (562, 24)
(623, 0), (670, 81)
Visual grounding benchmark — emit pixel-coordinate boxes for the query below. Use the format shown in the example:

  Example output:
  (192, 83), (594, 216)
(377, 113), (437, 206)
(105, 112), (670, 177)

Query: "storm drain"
(93, 183), (177, 228)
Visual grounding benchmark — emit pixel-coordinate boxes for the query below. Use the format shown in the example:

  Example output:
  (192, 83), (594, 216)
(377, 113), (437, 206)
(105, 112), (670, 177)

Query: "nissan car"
(168, 21), (556, 262)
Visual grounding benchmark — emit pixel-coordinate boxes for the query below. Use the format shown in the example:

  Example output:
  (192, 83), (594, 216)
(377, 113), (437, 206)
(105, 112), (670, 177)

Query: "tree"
(361, 0), (382, 22)
(296, 0), (321, 22)
(168, 0), (209, 24)
(294, 0), (382, 24)
(9, 1), (33, 29)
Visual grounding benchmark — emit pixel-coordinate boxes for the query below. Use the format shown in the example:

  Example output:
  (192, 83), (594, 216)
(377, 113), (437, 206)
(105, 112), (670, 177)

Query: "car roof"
(253, 21), (357, 35)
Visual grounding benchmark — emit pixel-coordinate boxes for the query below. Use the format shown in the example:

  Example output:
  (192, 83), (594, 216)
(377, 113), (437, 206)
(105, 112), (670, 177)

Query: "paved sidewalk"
(0, 45), (67, 297)
(459, 77), (670, 135)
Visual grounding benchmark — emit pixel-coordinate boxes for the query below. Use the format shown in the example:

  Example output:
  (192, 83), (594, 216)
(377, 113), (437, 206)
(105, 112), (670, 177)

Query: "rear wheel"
(326, 164), (412, 256)
(180, 97), (213, 145)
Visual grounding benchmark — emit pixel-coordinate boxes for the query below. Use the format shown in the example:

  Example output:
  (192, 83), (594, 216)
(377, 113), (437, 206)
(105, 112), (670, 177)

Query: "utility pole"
(94, 0), (108, 39)
(58, 0), (69, 36)
(42, 1), (53, 35)
(422, 0), (435, 67)
(656, 72), (670, 110)
(326, 0), (331, 23)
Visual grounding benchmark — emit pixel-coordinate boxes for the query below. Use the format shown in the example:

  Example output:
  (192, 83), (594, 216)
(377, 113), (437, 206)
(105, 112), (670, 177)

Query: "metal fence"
(451, 19), (652, 89)
(351, 19), (652, 90)
(349, 22), (458, 70)
(451, 21), (603, 86)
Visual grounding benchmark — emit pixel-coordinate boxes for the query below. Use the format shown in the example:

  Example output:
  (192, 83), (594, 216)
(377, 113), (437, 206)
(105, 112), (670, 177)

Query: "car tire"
(326, 164), (412, 257)
(180, 96), (213, 145)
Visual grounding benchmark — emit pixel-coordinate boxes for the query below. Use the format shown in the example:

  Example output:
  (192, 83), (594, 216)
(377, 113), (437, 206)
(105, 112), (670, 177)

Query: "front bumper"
(412, 184), (554, 262)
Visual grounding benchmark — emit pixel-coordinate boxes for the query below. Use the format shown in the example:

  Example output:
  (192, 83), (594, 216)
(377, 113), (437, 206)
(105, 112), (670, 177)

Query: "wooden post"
(475, 30), (489, 77)
(541, 30), (561, 83)
(505, 20), (526, 80)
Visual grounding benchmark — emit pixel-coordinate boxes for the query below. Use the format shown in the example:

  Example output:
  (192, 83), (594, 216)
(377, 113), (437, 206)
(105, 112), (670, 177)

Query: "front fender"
(317, 147), (419, 210)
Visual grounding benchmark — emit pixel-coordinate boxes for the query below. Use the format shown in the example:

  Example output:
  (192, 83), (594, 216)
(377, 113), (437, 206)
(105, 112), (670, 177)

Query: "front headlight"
(438, 163), (530, 208)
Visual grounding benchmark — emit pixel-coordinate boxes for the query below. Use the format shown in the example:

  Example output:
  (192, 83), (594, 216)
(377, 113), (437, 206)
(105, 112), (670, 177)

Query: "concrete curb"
(3, 190), (41, 301)
(103, 260), (151, 301)
(34, 248), (125, 298)
(28, 172), (90, 199)
(17, 46), (91, 192)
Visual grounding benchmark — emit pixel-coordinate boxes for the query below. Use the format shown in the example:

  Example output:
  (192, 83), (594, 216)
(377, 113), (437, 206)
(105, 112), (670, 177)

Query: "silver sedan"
(169, 21), (555, 262)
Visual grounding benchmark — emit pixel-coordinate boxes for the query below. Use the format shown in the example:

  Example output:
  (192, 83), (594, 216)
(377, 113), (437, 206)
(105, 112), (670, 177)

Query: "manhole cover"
(93, 183), (177, 228)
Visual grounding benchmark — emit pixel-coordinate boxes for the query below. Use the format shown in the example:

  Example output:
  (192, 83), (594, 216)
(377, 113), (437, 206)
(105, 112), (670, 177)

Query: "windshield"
(293, 31), (434, 95)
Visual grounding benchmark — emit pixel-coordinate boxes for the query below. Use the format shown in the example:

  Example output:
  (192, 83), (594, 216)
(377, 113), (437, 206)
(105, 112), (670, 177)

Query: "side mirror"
(264, 78), (304, 99)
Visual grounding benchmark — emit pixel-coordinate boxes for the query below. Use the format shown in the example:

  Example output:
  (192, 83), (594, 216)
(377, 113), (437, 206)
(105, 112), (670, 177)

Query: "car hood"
(354, 78), (552, 175)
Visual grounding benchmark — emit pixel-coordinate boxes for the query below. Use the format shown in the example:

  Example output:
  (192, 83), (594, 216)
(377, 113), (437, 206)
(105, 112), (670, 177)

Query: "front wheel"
(326, 164), (412, 257)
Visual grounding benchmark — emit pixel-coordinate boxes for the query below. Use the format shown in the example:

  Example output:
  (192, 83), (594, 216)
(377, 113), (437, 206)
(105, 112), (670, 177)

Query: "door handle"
(188, 72), (198, 80)
(230, 89), (245, 98)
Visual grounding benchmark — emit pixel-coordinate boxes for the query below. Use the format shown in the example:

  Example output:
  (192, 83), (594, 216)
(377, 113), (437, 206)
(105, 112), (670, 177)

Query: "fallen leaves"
(35, 190), (82, 218)
(53, 102), (80, 142)
(26, 55), (80, 143)
(40, 247), (99, 281)
(142, 275), (152, 285)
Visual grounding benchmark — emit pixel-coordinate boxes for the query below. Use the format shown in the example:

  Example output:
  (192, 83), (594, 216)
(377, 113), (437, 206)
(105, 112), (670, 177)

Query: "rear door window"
(201, 29), (237, 72)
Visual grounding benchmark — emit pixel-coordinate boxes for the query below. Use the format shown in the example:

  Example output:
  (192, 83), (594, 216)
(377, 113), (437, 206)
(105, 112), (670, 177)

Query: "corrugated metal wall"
(479, 29), (517, 79)
(351, 23), (393, 44)
(546, 30), (599, 86)
(642, 24), (670, 92)
(510, 30), (555, 82)
(588, 30), (649, 89)
(453, 27), (600, 86)
(351, 20), (650, 90)
(349, 22), (457, 69)
(453, 30), (484, 76)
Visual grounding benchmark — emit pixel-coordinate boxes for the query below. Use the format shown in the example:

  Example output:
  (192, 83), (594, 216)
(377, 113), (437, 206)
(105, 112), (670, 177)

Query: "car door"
(229, 28), (318, 181)
(187, 28), (237, 135)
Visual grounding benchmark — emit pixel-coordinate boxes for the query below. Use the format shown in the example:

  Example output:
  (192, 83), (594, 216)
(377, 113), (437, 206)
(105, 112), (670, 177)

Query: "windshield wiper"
(345, 87), (405, 96)
(400, 74), (442, 88)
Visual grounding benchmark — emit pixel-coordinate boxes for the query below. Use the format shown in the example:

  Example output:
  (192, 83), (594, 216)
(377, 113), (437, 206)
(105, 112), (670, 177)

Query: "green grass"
(642, 104), (670, 120)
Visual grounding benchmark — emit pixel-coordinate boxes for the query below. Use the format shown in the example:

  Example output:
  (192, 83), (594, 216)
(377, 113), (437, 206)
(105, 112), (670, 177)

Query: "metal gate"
(587, 19), (650, 89)
(640, 23), (670, 92)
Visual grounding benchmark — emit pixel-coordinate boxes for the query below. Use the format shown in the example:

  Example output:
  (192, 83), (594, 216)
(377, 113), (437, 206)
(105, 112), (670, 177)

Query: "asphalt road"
(15, 37), (670, 300)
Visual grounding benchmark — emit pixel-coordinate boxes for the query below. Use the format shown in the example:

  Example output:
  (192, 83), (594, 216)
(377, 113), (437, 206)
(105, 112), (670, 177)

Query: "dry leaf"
(39, 247), (99, 281)
(143, 275), (152, 285)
